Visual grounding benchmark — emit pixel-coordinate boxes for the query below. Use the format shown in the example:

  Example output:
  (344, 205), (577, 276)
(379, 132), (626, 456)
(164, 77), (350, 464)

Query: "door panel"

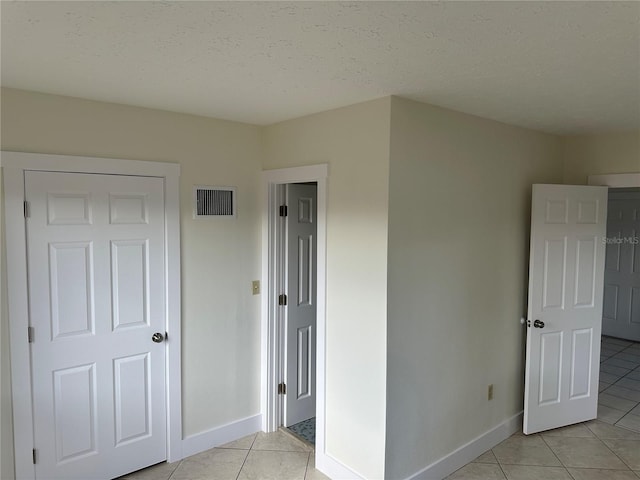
(26, 171), (166, 479)
(49, 242), (95, 338)
(285, 183), (317, 427)
(112, 240), (149, 329)
(542, 238), (567, 309)
(114, 353), (151, 445)
(574, 237), (597, 307)
(602, 190), (640, 340)
(569, 328), (592, 398)
(524, 184), (607, 434)
(53, 363), (97, 462)
(297, 326), (312, 398)
(538, 331), (562, 405)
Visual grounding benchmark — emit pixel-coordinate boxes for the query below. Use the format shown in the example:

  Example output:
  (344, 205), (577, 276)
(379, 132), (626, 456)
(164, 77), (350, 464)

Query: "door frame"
(588, 173), (640, 188)
(261, 165), (327, 454)
(2, 151), (183, 479)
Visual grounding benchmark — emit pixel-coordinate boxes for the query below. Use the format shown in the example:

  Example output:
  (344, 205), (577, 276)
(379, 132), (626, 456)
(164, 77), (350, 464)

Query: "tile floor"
(121, 336), (639, 480)
(118, 429), (328, 480)
(598, 336), (640, 431)
(447, 336), (640, 479)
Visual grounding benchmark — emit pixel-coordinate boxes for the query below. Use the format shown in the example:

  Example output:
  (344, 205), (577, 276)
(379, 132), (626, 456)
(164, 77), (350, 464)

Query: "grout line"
(491, 450), (508, 480)
(166, 459), (182, 480)
(249, 448), (313, 453)
(234, 448), (252, 480)
(565, 466), (580, 480)
(539, 433), (568, 470)
(248, 432), (258, 450)
(597, 434), (637, 472)
(233, 432), (258, 480)
(302, 451), (312, 480)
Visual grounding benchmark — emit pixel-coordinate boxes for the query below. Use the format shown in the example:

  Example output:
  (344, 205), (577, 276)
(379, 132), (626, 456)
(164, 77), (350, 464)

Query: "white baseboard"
(315, 451), (365, 480)
(405, 411), (523, 480)
(180, 411), (521, 480)
(181, 414), (263, 459)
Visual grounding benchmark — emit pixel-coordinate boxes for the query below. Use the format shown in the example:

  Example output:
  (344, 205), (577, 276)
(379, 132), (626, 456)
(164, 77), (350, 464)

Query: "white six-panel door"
(285, 183), (317, 427)
(524, 184), (607, 434)
(25, 171), (167, 479)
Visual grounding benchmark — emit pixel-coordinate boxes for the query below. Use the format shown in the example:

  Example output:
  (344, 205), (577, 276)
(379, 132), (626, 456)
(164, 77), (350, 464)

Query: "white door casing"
(602, 189), (640, 341)
(284, 184), (317, 427)
(26, 171), (166, 479)
(2, 151), (182, 480)
(523, 184), (608, 434)
(262, 165), (360, 479)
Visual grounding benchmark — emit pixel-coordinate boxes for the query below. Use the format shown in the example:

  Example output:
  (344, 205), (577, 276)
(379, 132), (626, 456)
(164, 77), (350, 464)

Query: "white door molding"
(588, 172), (640, 188)
(1, 151), (183, 479)
(260, 164), (328, 461)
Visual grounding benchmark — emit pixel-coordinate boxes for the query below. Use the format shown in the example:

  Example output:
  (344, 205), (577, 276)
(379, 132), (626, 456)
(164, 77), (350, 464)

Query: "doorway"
(260, 164), (329, 466)
(3, 152), (182, 479)
(522, 180), (640, 434)
(279, 182), (317, 443)
(587, 174), (640, 431)
(602, 187), (640, 342)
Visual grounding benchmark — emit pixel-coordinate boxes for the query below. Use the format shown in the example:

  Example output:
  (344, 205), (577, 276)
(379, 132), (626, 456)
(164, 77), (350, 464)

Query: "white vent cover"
(193, 186), (237, 219)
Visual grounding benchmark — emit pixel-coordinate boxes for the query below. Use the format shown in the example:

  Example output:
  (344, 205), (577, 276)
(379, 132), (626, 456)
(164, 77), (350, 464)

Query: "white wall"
(384, 97), (564, 479)
(0, 88), (264, 471)
(562, 131), (640, 184)
(262, 98), (391, 480)
(0, 167), (16, 480)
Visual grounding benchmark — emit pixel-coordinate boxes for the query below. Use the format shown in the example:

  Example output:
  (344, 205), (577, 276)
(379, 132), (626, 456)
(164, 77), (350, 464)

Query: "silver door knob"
(152, 332), (165, 343)
(533, 319), (545, 329)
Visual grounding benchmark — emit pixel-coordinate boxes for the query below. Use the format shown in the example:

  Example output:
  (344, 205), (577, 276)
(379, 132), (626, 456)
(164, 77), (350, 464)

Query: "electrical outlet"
(252, 280), (260, 295)
(488, 384), (494, 401)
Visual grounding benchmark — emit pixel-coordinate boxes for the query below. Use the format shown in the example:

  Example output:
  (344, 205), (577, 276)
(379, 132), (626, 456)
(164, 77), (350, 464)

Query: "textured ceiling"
(1, 1), (639, 134)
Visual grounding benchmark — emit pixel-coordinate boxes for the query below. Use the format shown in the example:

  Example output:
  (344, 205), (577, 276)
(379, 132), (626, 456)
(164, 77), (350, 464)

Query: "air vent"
(193, 186), (237, 219)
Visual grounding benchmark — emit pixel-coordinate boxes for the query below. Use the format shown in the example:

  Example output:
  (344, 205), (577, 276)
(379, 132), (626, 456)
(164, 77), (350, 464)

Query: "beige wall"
(2, 86), (636, 480)
(384, 97), (564, 479)
(563, 131), (640, 184)
(262, 98), (391, 479)
(0, 88), (263, 459)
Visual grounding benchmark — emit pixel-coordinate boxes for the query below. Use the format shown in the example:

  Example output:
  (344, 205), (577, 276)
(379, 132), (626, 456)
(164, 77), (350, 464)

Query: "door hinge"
(278, 383), (287, 395)
(32, 448), (36, 464)
(24, 201), (30, 218)
(28, 326), (34, 343)
(279, 205), (288, 217)
(278, 294), (287, 306)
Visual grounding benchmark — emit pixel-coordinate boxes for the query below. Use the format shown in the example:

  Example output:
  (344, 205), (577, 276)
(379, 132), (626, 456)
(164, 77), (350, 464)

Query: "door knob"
(152, 332), (165, 343)
(533, 319), (545, 329)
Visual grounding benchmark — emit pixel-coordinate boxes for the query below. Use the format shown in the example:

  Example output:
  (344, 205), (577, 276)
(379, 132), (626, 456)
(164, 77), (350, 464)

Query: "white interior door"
(602, 189), (640, 341)
(284, 183), (317, 427)
(25, 171), (167, 479)
(523, 184), (607, 434)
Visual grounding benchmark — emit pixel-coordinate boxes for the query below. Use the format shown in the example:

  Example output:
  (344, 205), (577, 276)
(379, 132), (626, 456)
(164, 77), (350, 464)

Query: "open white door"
(523, 184), (608, 434)
(284, 183), (317, 427)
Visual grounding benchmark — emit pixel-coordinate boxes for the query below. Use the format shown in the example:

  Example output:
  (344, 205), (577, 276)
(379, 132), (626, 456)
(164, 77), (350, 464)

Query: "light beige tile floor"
(118, 430), (327, 480)
(120, 336), (639, 480)
(447, 421), (640, 479)
(447, 336), (640, 480)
